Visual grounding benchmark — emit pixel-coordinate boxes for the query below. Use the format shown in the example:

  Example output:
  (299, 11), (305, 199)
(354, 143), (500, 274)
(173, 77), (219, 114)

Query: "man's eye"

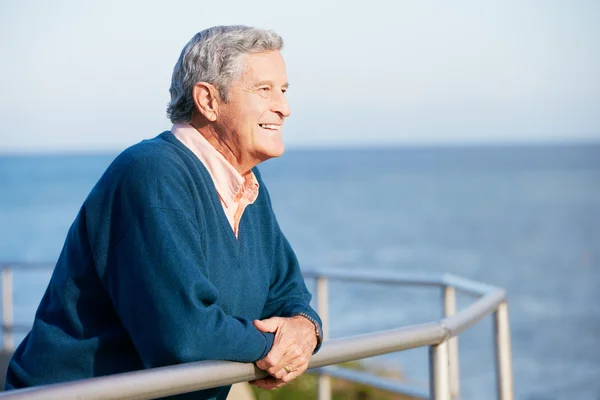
(258, 87), (270, 92)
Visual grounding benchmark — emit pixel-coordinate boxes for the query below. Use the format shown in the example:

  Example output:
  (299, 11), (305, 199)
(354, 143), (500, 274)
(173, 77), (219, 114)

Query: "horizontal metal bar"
(303, 268), (446, 287)
(314, 366), (428, 399)
(2, 324), (31, 333)
(0, 263), (54, 270)
(443, 289), (506, 336)
(303, 268), (498, 297)
(309, 322), (446, 368)
(442, 273), (498, 296)
(0, 360), (265, 400)
(0, 322), (446, 400)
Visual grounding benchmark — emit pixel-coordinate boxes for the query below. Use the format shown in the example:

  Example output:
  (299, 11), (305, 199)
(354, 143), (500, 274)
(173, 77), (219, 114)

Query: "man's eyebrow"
(254, 80), (290, 88)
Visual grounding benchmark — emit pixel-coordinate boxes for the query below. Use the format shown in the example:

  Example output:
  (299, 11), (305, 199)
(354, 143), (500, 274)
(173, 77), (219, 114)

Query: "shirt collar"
(171, 123), (259, 207)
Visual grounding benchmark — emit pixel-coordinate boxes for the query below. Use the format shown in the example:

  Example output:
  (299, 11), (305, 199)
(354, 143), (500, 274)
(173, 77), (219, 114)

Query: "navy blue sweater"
(5, 132), (321, 399)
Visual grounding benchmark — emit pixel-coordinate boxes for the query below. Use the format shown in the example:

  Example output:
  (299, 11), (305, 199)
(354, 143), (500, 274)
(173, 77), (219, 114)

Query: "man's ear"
(192, 82), (220, 121)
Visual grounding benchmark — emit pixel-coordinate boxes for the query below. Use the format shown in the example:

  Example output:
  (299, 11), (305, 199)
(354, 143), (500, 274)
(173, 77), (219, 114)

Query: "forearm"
(260, 231), (323, 352)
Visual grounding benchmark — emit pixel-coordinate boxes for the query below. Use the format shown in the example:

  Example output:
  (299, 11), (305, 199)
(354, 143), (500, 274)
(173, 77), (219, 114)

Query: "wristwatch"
(297, 312), (323, 346)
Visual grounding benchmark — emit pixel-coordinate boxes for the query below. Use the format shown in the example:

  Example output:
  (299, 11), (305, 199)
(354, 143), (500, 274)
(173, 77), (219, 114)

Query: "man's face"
(216, 50), (291, 169)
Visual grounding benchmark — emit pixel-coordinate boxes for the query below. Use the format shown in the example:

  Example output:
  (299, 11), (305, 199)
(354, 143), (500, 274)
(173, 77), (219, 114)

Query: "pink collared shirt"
(171, 123), (259, 237)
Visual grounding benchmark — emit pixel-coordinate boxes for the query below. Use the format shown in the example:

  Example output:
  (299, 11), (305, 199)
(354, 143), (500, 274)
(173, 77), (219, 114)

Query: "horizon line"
(1, 137), (599, 156)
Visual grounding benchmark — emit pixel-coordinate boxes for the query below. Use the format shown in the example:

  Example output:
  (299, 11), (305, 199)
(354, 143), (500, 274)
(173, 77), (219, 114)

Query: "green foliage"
(250, 362), (418, 400)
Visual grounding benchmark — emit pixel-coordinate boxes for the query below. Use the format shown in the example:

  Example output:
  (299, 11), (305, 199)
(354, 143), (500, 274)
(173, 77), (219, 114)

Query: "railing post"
(443, 286), (460, 399)
(429, 341), (451, 400)
(2, 266), (14, 351)
(317, 276), (330, 400)
(494, 302), (514, 400)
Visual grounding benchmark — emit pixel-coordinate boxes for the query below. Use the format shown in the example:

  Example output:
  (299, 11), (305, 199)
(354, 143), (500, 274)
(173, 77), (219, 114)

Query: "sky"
(0, 0), (599, 152)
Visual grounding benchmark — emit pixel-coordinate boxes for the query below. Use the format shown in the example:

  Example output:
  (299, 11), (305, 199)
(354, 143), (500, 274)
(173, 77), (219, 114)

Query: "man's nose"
(271, 91), (291, 118)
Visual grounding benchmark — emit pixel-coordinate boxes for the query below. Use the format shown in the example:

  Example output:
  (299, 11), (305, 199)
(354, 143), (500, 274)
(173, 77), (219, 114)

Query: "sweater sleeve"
(258, 188), (323, 352)
(101, 205), (274, 367)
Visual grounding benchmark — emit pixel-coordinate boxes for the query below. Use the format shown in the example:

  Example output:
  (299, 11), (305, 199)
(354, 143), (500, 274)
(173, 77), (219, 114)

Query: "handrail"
(0, 266), (513, 400)
(0, 263), (54, 270)
(302, 269), (498, 296)
(0, 322), (447, 400)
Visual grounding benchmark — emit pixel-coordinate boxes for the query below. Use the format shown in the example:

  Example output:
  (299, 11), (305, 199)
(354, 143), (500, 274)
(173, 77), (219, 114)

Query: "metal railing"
(0, 263), (514, 400)
(1, 263), (55, 352)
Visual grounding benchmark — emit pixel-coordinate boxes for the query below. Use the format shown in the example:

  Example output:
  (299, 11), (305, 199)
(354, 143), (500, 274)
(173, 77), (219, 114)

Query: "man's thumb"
(253, 317), (281, 333)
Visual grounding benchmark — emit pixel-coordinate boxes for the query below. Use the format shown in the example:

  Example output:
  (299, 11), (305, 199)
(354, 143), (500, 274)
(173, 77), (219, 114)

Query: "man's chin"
(271, 145), (285, 158)
(257, 144), (285, 163)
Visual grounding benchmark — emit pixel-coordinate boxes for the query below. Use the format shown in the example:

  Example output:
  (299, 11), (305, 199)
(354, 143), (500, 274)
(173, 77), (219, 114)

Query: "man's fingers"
(281, 370), (298, 383)
(266, 355), (308, 381)
(270, 367), (287, 380)
(256, 345), (288, 372)
(284, 356), (309, 376)
(256, 345), (286, 371)
(249, 376), (287, 390)
(255, 369), (299, 385)
(264, 344), (304, 375)
(253, 317), (282, 333)
(265, 361), (285, 377)
(260, 351), (306, 378)
(254, 316), (316, 379)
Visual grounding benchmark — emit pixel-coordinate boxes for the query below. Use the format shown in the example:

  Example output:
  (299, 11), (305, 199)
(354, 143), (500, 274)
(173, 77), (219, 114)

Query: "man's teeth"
(259, 124), (281, 130)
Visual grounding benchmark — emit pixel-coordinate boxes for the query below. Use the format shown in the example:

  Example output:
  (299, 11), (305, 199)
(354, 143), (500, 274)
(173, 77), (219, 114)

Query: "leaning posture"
(5, 25), (322, 400)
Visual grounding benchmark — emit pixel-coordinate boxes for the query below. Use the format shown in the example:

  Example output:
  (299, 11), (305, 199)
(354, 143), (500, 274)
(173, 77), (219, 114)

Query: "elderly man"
(4, 26), (322, 400)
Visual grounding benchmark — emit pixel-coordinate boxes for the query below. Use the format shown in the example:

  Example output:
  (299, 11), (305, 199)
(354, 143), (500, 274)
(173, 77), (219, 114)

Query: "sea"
(0, 143), (599, 400)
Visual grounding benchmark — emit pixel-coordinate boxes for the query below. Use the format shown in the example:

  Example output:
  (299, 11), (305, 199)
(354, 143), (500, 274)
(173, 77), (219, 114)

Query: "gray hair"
(167, 25), (284, 123)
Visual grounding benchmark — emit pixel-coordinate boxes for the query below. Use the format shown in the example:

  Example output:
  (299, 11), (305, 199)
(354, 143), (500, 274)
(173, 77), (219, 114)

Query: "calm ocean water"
(0, 143), (599, 399)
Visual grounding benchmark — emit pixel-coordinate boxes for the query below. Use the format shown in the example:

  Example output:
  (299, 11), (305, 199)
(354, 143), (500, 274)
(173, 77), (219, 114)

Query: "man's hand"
(249, 315), (317, 390)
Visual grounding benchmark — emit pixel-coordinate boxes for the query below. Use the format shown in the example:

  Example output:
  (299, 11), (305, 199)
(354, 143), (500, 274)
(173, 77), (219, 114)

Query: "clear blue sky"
(1, 0), (599, 152)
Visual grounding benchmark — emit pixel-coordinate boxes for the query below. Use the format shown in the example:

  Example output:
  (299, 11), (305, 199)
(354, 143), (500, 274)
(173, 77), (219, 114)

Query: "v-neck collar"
(160, 131), (245, 249)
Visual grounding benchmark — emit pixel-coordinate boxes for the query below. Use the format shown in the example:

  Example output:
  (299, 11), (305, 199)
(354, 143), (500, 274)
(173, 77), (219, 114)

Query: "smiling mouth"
(258, 124), (282, 131)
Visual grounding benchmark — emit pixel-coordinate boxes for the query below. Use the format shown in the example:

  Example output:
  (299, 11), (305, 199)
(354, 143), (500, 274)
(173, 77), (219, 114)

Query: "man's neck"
(190, 120), (253, 176)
